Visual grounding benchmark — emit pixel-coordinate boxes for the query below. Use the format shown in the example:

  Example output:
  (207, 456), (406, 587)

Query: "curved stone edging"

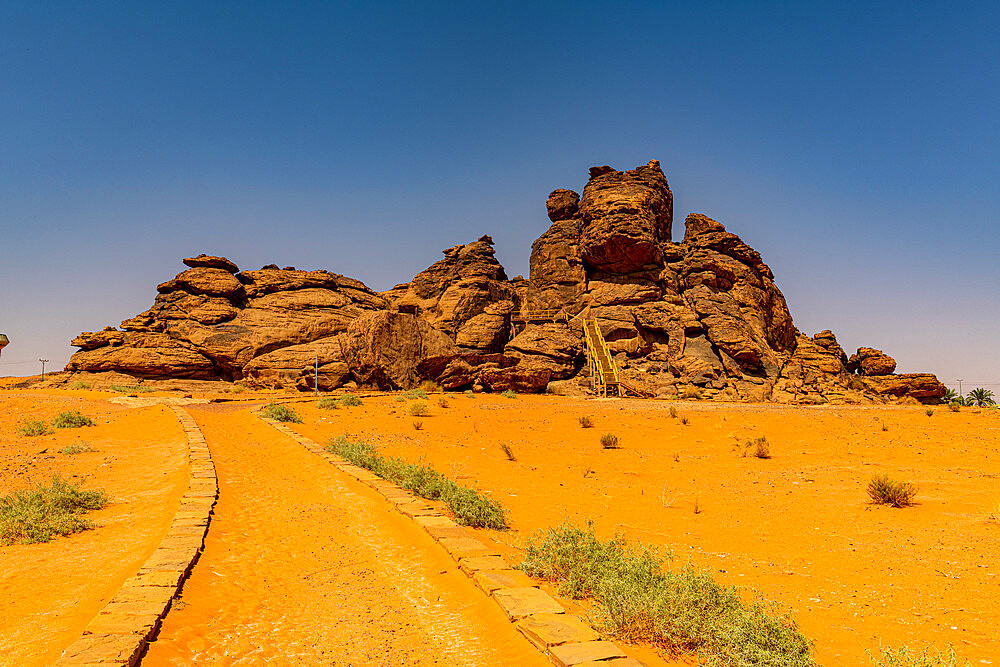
(56, 405), (218, 666)
(254, 408), (645, 667)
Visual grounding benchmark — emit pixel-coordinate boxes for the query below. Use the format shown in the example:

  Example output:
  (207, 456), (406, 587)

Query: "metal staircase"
(511, 307), (631, 398)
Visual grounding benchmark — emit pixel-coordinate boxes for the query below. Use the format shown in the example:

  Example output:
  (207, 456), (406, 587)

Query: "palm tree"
(967, 388), (996, 407)
(943, 388), (959, 404)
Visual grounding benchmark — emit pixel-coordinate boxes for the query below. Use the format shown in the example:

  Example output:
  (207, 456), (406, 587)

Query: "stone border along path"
(255, 408), (646, 667)
(56, 405), (218, 666)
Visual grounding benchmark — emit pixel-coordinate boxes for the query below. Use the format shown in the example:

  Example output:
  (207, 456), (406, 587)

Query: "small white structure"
(0, 333), (8, 359)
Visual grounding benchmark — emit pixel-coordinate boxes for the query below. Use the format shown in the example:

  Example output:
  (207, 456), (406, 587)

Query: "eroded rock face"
(67, 255), (387, 388)
(64, 159), (946, 402)
(578, 160), (672, 274)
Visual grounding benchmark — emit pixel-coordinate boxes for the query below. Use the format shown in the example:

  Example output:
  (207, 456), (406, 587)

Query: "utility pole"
(39, 358), (49, 379)
(314, 354), (319, 397)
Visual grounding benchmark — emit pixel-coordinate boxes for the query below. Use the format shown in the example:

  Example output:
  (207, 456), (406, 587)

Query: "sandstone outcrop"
(62, 160), (946, 403)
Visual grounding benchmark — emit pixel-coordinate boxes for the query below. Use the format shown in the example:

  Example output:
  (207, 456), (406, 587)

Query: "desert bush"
(404, 388), (428, 400)
(412, 420), (423, 431)
(17, 419), (50, 437)
(867, 473), (917, 508)
(518, 521), (815, 665)
(681, 387), (701, 400)
(69, 381), (91, 390)
(881, 423), (889, 432)
(340, 394), (363, 407)
(925, 408), (934, 417)
(408, 401), (429, 416)
(326, 436), (507, 528)
(438, 397), (449, 408)
(679, 416), (690, 425)
(53, 410), (95, 428)
(317, 397), (340, 409)
(393, 396), (406, 402)
(419, 380), (442, 394)
(578, 416), (594, 428)
(501, 442), (516, 461)
(948, 402), (960, 412)
(600, 433), (619, 449)
(230, 382), (248, 394)
(0, 476), (108, 545)
(868, 643), (970, 666)
(501, 389), (517, 399)
(262, 403), (303, 423)
(108, 384), (154, 393)
(59, 443), (96, 455)
(668, 406), (678, 418)
(744, 436), (771, 459)
(464, 390), (475, 398)
(989, 500), (1000, 523)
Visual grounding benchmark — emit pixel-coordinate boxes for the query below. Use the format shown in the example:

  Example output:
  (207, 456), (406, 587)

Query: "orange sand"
(0, 391), (188, 667)
(143, 403), (547, 665)
(285, 394), (1000, 665)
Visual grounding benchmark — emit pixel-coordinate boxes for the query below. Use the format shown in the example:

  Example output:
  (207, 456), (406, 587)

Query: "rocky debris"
(854, 347), (897, 375)
(63, 159), (946, 402)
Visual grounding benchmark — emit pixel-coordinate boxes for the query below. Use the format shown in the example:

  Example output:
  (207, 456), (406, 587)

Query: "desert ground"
(2, 384), (998, 665)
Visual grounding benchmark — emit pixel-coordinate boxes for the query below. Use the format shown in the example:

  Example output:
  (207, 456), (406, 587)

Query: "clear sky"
(2, 2), (998, 391)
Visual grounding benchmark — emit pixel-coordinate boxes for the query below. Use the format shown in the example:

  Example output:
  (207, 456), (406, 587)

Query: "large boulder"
(65, 332), (216, 379)
(855, 347), (897, 376)
(341, 310), (458, 389)
(578, 160), (673, 274)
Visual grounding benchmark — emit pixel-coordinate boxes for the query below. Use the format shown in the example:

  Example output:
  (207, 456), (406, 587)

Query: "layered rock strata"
(64, 165), (946, 403)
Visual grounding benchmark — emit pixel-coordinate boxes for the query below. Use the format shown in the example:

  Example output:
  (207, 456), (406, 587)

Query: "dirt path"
(143, 403), (546, 666)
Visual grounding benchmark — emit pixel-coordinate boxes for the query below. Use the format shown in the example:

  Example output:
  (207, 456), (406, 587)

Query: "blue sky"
(2, 2), (998, 390)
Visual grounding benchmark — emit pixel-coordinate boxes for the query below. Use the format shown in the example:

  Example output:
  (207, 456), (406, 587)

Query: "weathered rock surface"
(63, 159), (946, 402)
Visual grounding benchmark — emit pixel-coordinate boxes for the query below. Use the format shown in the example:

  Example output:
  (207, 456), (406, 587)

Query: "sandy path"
(144, 403), (546, 666)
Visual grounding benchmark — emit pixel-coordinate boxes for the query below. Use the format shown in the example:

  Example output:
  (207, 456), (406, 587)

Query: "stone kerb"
(57, 405), (218, 666)
(252, 406), (644, 667)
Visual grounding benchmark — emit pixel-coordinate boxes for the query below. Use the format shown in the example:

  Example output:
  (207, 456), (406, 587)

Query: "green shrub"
(393, 396), (406, 403)
(948, 402), (960, 412)
(404, 388), (428, 400)
(317, 397), (340, 410)
(412, 420), (424, 431)
(668, 406), (678, 419)
(262, 403), (303, 423)
(519, 521), (814, 665)
(108, 384), (154, 394)
(438, 397), (449, 408)
(419, 380), (441, 394)
(17, 419), (50, 437)
(69, 381), (91, 390)
(408, 401), (429, 416)
(59, 443), (96, 455)
(326, 436), (507, 529)
(600, 433), (619, 449)
(340, 394), (363, 407)
(868, 643), (970, 666)
(925, 408), (934, 417)
(230, 382), (248, 394)
(867, 473), (917, 508)
(0, 476), (108, 545)
(464, 390), (475, 398)
(679, 416), (690, 425)
(53, 410), (95, 429)
(579, 416), (594, 428)
(501, 389), (517, 399)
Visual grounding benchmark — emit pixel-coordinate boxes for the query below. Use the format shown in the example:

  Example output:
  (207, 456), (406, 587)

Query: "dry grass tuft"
(578, 415), (594, 428)
(600, 433), (619, 449)
(743, 436), (771, 459)
(0, 476), (108, 545)
(408, 401), (429, 417)
(411, 420), (423, 431)
(867, 473), (917, 508)
(500, 442), (516, 461)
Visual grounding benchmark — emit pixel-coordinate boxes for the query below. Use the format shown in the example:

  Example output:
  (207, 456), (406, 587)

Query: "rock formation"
(62, 164), (946, 403)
